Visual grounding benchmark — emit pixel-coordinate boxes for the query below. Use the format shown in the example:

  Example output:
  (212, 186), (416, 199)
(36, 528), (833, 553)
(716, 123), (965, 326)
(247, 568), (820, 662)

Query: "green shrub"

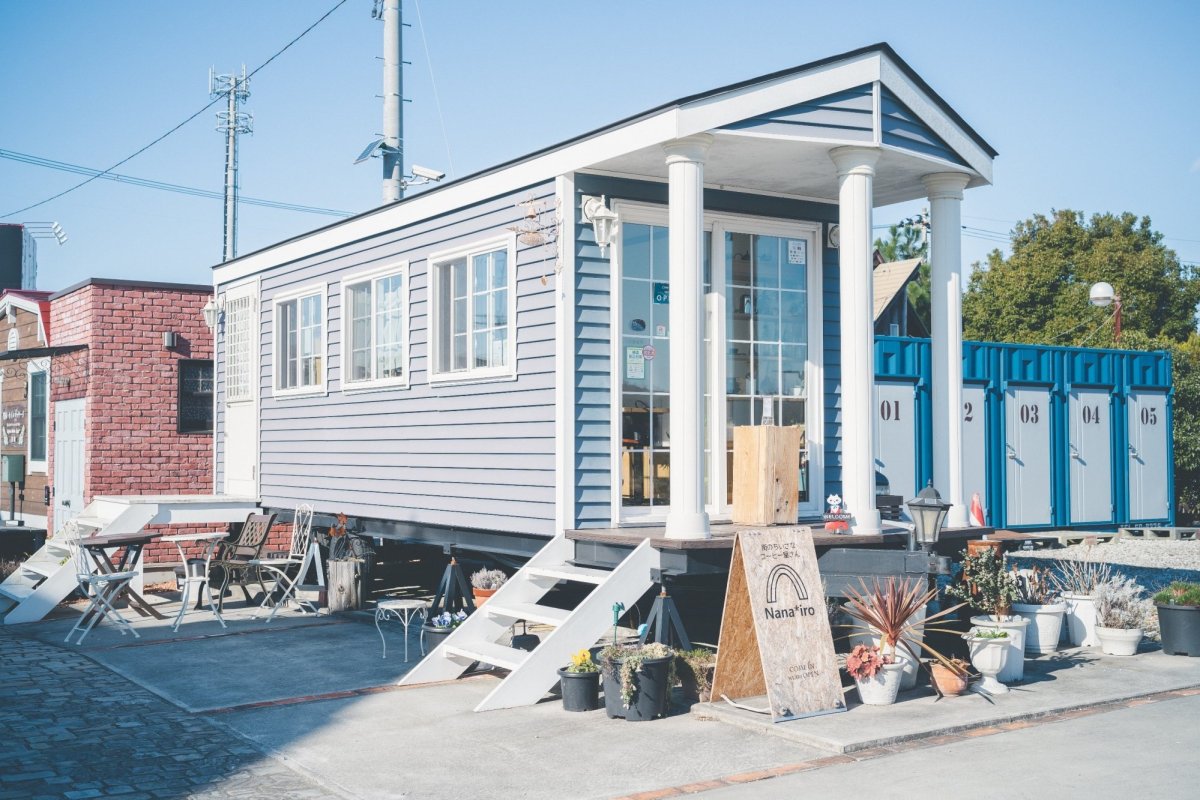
(1153, 581), (1200, 607)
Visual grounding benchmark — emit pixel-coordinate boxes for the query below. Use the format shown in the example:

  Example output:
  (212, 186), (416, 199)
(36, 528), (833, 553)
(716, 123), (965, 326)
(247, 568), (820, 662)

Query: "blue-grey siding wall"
(720, 85), (874, 141)
(880, 87), (966, 166)
(571, 174), (841, 528)
(215, 181), (559, 536)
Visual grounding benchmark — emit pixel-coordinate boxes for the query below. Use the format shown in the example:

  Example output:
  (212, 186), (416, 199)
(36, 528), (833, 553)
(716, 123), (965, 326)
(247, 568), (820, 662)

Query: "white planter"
(1095, 626), (1143, 656)
(853, 657), (907, 706)
(967, 637), (1009, 695)
(867, 606), (927, 691)
(1012, 602), (1066, 655)
(970, 615), (1029, 682)
(1062, 593), (1098, 647)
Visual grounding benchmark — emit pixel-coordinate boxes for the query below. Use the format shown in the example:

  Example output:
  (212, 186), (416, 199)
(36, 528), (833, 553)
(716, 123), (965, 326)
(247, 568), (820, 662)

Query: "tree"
(874, 222), (930, 332)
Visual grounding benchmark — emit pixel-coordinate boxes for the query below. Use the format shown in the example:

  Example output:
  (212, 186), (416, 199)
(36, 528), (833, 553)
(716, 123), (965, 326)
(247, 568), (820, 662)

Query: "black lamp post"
(907, 481), (951, 552)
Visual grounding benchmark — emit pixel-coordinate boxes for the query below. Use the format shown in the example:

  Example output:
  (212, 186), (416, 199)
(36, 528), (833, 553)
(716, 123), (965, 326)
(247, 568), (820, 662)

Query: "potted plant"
(928, 657), (971, 697)
(1010, 564), (1066, 655)
(1048, 539), (1113, 647)
(677, 647), (717, 704)
(421, 609), (467, 653)
(1093, 577), (1149, 656)
(965, 628), (1009, 695)
(1154, 581), (1200, 657)
(470, 568), (507, 606)
(557, 649), (601, 712)
(598, 642), (675, 721)
(846, 644), (905, 705)
(946, 547), (1028, 682)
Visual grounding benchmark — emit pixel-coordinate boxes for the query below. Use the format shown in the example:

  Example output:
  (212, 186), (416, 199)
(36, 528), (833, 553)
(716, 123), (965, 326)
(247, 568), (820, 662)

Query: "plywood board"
(732, 426), (802, 525)
(711, 528), (845, 723)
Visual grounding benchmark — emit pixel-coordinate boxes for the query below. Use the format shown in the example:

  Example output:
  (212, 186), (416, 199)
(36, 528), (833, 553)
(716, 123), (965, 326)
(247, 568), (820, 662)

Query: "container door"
(961, 384), (988, 512)
(874, 382), (917, 499)
(53, 398), (85, 533)
(1127, 390), (1169, 521)
(222, 283), (259, 498)
(1068, 389), (1113, 524)
(1004, 387), (1052, 526)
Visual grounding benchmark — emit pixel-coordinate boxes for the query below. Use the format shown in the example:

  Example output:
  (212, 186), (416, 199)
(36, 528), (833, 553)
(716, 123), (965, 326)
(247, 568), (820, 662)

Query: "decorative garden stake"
(612, 602), (625, 646)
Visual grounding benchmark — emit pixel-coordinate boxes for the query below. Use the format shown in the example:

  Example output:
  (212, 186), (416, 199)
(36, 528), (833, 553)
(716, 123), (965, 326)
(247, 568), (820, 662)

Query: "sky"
(2, 0), (1198, 290)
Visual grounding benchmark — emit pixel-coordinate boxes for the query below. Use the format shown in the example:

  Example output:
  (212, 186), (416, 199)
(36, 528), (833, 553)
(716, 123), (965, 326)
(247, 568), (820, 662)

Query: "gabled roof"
(0, 289), (52, 346)
(873, 258), (922, 322)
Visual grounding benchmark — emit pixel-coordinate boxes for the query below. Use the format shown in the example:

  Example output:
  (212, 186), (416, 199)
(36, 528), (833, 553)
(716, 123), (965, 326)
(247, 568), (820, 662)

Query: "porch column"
(830, 147), (882, 535)
(664, 134), (713, 540)
(923, 172), (973, 528)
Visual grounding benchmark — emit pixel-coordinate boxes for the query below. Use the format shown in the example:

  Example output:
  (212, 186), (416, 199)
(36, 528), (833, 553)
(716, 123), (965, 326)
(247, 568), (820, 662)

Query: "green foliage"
(969, 628), (1008, 640)
(945, 548), (1018, 618)
(874, 223), (930, 333)
(566, 649), (598, 673)
(599, 642), (675, 708)
(1154, 581), (1200, 607)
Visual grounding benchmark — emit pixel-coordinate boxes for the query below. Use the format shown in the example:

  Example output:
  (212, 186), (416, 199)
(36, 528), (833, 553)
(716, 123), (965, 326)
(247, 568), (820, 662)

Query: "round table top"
(376, 598), (428, 611)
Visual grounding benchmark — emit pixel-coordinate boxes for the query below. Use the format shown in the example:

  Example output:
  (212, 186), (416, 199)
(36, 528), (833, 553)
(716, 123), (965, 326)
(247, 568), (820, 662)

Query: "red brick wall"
(48, 284), (218, 563)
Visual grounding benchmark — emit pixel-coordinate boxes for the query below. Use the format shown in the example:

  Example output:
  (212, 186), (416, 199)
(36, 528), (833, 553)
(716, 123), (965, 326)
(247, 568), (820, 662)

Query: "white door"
(1068, 388), (1113, 524)
(1004, 387), (1053, 527)
(53, 398), (85, 532)
(874, 382), (917, 498)
(961, 384), (988, 513)
(222, 284), (259, 497)
(1128, 390), (1170, 521)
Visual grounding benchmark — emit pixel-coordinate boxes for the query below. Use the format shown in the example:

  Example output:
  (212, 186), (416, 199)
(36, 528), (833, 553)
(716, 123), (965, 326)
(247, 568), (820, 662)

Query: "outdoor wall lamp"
(1089, 281), (1122, 342)
(202, 296), (224, 331)
(580, 194), (618, 256)
(906, 481), (951, 552)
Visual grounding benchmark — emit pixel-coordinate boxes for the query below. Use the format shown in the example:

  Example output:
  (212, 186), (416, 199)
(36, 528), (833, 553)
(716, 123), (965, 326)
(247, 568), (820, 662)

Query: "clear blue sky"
(2, 0), (1198, 288)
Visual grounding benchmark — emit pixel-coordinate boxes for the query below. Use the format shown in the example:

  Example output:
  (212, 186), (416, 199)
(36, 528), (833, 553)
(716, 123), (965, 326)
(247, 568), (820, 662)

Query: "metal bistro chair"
(63, 525), (141, 645)
(251, 504), (314, 623)
(212, 512), (277, 612)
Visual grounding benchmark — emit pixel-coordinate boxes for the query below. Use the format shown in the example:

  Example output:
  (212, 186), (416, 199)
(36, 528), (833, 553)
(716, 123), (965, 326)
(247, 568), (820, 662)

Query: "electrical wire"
(1077, 312), (1115, 347)
(412, 0), (455, 178)
(0, 149), (352, 217)
(1, 0), (349, 220)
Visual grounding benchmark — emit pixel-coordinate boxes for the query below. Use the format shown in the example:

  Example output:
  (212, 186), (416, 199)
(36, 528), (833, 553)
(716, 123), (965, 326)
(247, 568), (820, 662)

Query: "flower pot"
(852, 656), (907, 706)
(967, 637), (1008, 695)
(472, 587), (497, 606)
(1062, 593), (1098, 647)
(929, 662), (969, 697)
(1157, 603), (1200, 657)
(970, 615), (1028, 682)
(1095, 625), (1143, 656)
(678, 660), (715, 704)
(1012, 602), (1066, 655)
(421, 624), (453, 655)
(868, 606), (926, 691)
(601, 655), (673, 721)
(557, 668), (601, 712)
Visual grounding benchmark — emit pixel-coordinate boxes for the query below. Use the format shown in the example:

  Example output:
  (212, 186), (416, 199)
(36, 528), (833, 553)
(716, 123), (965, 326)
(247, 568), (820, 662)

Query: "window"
(28, 370), (47, 464)
(430, 236), (516, 381)
(225, 293), (255, 403)
(178, 360), (214, 434)
(342, 266), (407, 388)
(274, 288), (325, 393)
(6, 329), (17, 351)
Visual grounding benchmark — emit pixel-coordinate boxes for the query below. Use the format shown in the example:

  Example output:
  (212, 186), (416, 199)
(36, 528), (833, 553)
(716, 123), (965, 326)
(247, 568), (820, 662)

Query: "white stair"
(399, 537), (659, 712)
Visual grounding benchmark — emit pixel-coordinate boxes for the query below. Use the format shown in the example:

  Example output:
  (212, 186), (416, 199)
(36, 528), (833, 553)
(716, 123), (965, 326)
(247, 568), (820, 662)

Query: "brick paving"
(0, 629), (340, 800)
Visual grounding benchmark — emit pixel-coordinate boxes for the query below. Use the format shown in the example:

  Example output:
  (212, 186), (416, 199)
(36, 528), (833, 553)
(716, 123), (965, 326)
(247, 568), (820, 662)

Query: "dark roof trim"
(49, 278), (212, 301)
(0, 344), (86, 363)
(213, 42), (995, 272)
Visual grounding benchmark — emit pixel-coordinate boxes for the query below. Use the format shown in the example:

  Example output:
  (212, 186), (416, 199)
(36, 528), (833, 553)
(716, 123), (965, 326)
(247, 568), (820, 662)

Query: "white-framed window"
(341, 263), (408, 390)
(27, 359), (49, 473)
(224, 292), (256, 403)
(429, 234), (518, 383)
(273, 285), (326, 396)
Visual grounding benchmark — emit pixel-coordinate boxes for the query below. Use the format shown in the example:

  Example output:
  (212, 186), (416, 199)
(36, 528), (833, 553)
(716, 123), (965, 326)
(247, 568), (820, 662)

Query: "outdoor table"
(375, 598), (428, 661)
(161, 531), (229, 631)
(79, 531), (167, 622)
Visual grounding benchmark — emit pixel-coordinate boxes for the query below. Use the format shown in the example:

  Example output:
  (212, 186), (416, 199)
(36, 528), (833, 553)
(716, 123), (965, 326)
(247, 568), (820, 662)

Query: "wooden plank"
(710, 543), (766, 700)
(732, 426), (802, 525)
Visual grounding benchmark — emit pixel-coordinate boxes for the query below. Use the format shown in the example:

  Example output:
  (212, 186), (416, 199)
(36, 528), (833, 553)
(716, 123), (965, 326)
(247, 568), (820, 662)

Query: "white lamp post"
(907, 480), (951, 552)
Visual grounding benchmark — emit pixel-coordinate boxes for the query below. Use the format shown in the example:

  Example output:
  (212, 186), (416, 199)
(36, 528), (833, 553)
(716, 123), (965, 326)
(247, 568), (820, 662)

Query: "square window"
(178, 360), (214, 434)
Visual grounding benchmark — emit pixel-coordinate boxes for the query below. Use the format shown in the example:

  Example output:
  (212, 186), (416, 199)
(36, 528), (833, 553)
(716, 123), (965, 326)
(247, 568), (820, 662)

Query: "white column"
(923, 172), (973, 528)
(830, 147), (882, 535)
(664, 134), (713, 539)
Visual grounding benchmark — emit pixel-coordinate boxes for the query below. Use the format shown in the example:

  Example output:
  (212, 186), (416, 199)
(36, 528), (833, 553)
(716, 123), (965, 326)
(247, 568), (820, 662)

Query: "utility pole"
(211, 67), (253, 262)
(380, 0), (404, 202)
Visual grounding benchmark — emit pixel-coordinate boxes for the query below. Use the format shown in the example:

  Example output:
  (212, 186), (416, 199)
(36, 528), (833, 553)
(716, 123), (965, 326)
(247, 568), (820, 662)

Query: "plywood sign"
(711, 527), (845, 723)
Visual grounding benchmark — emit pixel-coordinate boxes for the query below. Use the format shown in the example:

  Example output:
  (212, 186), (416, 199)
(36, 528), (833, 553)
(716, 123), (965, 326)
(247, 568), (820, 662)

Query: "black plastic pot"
(1157, 603), (1200, 657)
(421, 624), (452, 655)
(557, 668), (601, 712)
(601, 655), (672, 721)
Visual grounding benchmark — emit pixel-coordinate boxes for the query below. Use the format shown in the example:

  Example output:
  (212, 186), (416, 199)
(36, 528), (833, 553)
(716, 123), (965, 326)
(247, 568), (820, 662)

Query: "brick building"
(0, 290), (55, 528)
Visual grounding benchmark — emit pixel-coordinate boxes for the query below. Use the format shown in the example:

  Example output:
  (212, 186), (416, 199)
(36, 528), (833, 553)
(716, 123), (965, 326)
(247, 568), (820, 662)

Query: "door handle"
(1006, 444), (1018, 460)
(1129, 445), (1141, 460)
(1069, 444), (1081, 460)
(62, 499), (71, 507)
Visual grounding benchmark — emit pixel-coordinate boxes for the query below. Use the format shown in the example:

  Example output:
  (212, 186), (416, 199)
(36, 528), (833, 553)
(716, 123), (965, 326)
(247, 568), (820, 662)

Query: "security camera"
(410, 165), (445, 182)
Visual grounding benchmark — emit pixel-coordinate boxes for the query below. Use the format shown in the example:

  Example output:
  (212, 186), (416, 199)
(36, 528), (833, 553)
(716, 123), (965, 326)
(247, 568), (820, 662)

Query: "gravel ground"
(1007, 538), (1200, 595)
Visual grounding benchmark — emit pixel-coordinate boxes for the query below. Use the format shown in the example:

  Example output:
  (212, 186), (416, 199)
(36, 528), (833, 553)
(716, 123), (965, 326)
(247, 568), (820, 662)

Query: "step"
(46, 540), (71, 556)
(443, 640), (528, 671)
(20, 561), (57, 579)
(0, 584), (35, 602)
(525, 563), (612, 586)
(70, 516), (111, 530)
(484, 601), (570, 627)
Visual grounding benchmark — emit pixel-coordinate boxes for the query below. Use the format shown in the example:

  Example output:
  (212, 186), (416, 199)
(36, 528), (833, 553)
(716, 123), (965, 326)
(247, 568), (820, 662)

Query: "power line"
(1, 0), (348, 220)
(0, 149), (352, 217)
(412, 0), (455, 178)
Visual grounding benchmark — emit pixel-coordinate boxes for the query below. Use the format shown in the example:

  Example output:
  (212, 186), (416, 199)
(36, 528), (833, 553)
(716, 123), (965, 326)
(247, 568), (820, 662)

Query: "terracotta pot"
(930, 662), (969, 696)
(472, 587), (497, 606)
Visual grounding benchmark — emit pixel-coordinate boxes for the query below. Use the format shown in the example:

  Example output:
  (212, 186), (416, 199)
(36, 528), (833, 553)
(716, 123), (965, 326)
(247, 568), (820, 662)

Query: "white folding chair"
(63, 526), (141, 645)
(251, 504), (314, 623)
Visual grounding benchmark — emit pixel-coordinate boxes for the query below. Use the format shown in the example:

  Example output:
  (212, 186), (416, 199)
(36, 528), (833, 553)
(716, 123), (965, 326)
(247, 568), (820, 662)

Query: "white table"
(161, 531), (229, 631)
(375, 598), (428, 660)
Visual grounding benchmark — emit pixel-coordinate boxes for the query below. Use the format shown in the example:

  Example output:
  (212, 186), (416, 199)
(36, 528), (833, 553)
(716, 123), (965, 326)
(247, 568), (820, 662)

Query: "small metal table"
(375, 598), (428, 661)
(80, 532), (166, 622)
(161, 531), (228, 631)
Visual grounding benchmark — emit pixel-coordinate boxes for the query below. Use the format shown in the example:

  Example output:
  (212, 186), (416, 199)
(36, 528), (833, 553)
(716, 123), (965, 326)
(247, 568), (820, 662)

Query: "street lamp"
(1089, 281), (1122, 342)
(907, 481), (951, 552)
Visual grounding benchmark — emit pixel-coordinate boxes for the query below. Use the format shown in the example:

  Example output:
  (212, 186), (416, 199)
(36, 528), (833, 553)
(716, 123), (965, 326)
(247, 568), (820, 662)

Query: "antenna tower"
(210, 67), (253, 262)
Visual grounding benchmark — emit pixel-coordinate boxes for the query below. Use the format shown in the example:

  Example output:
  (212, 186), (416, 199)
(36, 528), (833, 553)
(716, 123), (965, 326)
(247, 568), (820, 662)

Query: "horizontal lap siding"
(229, 181), (558, 536)
(720, 85), (874, 141)
(880, 87), (967, 166)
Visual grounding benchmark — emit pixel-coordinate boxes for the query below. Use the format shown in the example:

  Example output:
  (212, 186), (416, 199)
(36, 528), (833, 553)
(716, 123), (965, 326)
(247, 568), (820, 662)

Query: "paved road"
(0, 629), (338, 800)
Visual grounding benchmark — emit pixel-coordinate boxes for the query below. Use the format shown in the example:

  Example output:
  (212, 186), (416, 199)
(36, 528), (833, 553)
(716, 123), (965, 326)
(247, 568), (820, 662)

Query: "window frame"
(26, 360), (49, 473)
(177, 359), (214, 434)
(427, 233), (519, 385)
(340, 262), (410, 392)
(272, 284), (328, 398)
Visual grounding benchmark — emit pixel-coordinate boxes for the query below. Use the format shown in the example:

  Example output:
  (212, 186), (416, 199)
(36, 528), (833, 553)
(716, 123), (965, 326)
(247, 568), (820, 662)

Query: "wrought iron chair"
(63, 524), (141, 645)
(211, 512), (277, 612)
(251, 504), (315, 623)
